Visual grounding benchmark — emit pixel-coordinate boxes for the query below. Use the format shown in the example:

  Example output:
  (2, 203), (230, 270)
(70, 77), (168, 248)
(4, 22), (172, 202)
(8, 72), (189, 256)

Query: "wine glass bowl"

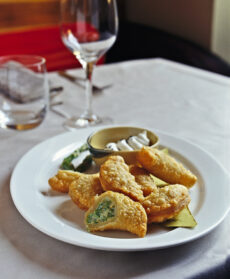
(60, 0), (118, 129)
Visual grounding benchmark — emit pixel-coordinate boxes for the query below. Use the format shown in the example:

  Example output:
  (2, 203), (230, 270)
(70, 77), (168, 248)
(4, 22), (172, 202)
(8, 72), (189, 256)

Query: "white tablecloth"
(1, 58), (230, 278)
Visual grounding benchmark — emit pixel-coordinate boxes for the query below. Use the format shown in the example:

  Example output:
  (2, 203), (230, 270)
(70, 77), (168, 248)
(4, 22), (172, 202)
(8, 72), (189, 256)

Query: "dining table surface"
(1, 58), (230, 279)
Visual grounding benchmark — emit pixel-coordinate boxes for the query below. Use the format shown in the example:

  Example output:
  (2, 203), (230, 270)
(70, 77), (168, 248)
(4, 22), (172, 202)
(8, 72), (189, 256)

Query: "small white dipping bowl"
(87, 126), (159, 165)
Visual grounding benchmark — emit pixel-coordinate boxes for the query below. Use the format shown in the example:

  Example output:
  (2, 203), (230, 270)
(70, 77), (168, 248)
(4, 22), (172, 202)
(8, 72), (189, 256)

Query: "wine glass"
(60, 0), (118, 129)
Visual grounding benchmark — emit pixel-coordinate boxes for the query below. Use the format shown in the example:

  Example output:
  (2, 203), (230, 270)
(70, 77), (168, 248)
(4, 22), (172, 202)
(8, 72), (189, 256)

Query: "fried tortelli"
(141, 184), (190, 223)
(129, 164), (157, 196)
(48, 170), (82, 193)
(99, 156), (144, 201)
(85, 191), (147, 237)
(137, 147), (197, 188)
(69, 173), (104, 210)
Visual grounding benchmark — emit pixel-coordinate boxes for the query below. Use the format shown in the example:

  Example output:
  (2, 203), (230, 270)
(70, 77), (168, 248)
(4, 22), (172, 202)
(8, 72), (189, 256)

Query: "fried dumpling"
(141, 184), (191, 223)
(68, 173), (104, 210)
(48, 170), (82, 193)
(85, 191), (147, 237)
(137, 147), (197, 188)
(129, 164), (157, 196)
(99, 156), (144, 201)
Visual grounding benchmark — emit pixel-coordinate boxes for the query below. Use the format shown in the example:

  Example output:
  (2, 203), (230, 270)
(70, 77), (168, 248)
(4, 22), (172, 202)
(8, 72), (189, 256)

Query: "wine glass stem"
(82, 61), (94, 119)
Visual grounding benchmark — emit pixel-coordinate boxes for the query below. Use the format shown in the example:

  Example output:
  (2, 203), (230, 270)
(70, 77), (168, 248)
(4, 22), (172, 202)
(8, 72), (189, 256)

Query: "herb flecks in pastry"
(85, 191), (147, 237)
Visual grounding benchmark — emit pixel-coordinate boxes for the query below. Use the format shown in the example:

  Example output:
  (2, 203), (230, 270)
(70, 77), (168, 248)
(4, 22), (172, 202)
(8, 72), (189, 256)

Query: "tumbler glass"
(0, 55), (49, 130)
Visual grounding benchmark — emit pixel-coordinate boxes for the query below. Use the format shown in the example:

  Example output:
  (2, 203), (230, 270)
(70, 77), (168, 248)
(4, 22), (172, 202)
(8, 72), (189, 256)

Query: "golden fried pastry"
(85, 191), (147, 237)
(69, 173), (104, 210)
(137, 147), (197, 188)
(48, 170), (82, 193)
(141, 184), (190, 223)
(129, 164), (157, 196)
(99, 156), (144, 201)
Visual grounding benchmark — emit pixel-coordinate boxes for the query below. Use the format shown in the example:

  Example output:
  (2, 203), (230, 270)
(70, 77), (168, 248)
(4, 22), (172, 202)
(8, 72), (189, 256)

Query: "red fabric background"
(0, 25), (104, 71)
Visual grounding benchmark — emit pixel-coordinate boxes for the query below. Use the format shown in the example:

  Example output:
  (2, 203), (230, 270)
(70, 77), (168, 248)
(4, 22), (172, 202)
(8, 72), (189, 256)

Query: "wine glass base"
(63, 115), (112, 130)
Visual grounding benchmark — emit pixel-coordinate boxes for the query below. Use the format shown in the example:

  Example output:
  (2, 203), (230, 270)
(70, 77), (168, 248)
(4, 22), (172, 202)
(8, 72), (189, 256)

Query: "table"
(1, 58), (230, 278)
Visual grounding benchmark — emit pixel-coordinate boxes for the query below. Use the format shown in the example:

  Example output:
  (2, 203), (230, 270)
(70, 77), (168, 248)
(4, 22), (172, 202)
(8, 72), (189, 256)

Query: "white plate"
(10, 126), (230, 251)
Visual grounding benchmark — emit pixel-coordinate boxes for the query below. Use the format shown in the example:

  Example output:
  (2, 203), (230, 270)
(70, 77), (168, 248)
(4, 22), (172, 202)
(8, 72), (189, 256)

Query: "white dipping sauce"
(105, 130), (150, 151)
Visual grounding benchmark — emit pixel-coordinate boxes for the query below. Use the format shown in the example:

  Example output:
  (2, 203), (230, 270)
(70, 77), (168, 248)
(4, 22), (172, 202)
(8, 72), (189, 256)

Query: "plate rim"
(10, 126), (230, 251)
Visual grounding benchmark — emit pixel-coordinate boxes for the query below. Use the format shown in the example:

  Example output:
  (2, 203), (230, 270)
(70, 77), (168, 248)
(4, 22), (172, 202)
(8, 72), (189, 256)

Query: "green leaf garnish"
(150, 174), (169, 187)
(163, 206), (197, 228)
(60, 143), (89, 171)
(75, 155), (93, 172)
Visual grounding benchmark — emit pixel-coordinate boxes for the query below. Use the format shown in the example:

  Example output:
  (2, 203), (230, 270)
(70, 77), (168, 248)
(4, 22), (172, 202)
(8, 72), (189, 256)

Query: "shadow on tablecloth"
(188, 257), (230, 279)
